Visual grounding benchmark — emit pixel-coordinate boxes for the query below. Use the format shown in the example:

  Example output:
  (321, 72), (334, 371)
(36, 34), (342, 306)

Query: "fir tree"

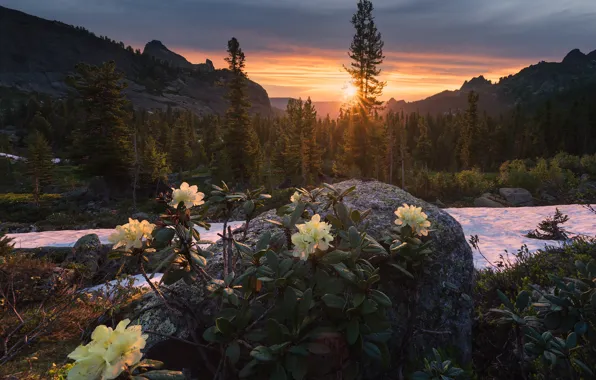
(300, 98), (322, 184)
(66, 61), (131, 184)
(345, 0), (386, 116)
(27, 131), (53, 204)
(414, 116), (432, 168)
(223, 37), (260, 185)
(459, 91), (479, 169)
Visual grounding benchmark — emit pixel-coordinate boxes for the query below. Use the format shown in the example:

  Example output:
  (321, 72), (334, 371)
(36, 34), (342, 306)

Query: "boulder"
(132, 211), (150, 220)
(127, 180), (475, 371)
(474, 193), (508, 208)
(66, 234), (103, 275)
(499, 188), (534, 206)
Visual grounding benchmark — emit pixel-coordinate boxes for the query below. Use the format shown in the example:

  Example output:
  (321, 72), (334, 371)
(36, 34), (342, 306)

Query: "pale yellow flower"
(170, 182), (205, 208)
(291, 214), (334, 260)
(67, 319), (147, 380)
(394, 204), (431, 237)
(108, 219), (155, 250)
(290, 191), (302, 204)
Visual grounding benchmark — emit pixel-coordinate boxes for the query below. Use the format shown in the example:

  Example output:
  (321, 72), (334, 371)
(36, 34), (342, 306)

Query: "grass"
(0, 193), (62, 204)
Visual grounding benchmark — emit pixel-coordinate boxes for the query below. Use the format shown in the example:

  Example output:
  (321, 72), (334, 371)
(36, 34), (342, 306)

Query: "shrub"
(454, 169), (491, 197)
(580, 153), (596, 177)
(551, 152), (581, 172)
(429, 172), (457, 200)
(499, 160), (540, 193)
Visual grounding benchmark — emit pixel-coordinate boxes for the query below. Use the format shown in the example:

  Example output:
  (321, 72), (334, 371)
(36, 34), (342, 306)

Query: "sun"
(343, 82), (358, 100)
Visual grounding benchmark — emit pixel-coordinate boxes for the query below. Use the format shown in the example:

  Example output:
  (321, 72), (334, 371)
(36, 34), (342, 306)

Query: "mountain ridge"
(0, 6), (272, 116)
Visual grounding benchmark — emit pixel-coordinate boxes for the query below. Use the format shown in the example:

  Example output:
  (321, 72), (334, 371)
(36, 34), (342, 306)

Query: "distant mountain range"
(1, 5), (595, 119)
(274, 48), (596, 118)
(0, 6), (272, 116)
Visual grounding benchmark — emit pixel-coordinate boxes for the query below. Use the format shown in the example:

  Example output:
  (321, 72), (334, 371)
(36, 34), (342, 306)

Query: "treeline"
(2, 79), (596, 195)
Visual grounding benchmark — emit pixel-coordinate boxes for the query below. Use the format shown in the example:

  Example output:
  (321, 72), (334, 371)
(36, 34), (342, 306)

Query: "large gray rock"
(213, 180), (475, 367)
(127, 180), (475, 372)
(474, 193), (507, 208)
(499, 188), (534, 206)
(66, 234), (103, 275)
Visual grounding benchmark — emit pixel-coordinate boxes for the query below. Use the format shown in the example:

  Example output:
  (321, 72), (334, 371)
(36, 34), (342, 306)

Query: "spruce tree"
(300, 98), (322, 184)
(27, 131), (53, 204)
(223, 37), (260, 185)
(345, 0), (386, 115)
(414, 116), (432, 168)
(459, 91), (479, 169)
(67, 61), (131, 184)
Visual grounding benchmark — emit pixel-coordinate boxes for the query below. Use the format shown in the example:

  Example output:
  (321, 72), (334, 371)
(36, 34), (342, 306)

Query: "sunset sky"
(2, 0), (596, 101)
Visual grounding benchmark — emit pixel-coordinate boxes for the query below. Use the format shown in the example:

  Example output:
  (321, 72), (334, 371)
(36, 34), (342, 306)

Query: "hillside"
(387, 49), (596, 115)
(0, 6), (272, 116)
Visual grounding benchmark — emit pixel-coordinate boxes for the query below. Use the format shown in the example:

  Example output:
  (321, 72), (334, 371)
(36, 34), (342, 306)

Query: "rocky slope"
(0, 6), (272, 116)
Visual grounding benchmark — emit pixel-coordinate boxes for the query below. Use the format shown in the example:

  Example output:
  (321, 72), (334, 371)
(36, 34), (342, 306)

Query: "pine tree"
(459, 91), (479, 169)
(66, 61), (131, 184)
(414, 116), (432, 168)
(345, 0), (386, 116)
(300, 98), (322, 184)
(223, 37), (260, 185)
(27, 131), (53, 204)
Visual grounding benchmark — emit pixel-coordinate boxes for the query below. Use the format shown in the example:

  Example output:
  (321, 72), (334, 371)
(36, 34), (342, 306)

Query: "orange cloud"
(177, 46), (535, 101)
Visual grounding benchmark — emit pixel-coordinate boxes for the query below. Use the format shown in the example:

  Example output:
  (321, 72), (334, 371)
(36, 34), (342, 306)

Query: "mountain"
(387, 48), (596, 115)
(0, 6), (272, 116)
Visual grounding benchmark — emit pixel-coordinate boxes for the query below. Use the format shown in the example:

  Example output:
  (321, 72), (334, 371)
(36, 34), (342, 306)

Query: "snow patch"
(84, 273), (164, 297)
(7, 221), (245, 250)
(0, 152), (61, 164)
(6, 207), (595, 269)
(446, 205), (596, 268)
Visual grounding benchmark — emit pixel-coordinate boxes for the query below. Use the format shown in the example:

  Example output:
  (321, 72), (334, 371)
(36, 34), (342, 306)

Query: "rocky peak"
(143, 40), (193, 69)
(587, 49), (596, 61)
(460, 75), (492, 92)
(562, 48), (589, 64)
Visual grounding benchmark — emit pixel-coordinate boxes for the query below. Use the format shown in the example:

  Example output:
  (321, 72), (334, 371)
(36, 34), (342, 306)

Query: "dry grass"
(0, 255), (142, 379)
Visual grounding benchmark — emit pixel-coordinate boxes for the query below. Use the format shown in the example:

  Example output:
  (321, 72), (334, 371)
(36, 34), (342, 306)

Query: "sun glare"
(343, 82), (358, 100)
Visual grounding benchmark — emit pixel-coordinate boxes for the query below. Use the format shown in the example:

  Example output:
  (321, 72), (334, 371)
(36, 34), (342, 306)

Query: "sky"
(2, 0), (596, 101)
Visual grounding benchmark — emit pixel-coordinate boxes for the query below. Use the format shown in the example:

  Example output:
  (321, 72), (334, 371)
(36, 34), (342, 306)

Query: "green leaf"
(239, 360), (258, 378)
(361, 299), (378, 314)
(216, 318), (233, 336)
(566, 332), (577, 349)
(347, 318), (360, 345)
(226, 341), (241, 365)
(243, 200), (255, 216)
(332, 263), (357, 283)
(153, 228), (175, 245)
(266, 250), (279, 272)
(574, 359), (595, 376)
(574, 321), (588, 335)
(348, 226), (361, 248)
(290, 203), (305, 225)
(284, 286), (298, 313)
(141, 370), (186, 379)
(353, 292), (366, 307)
(288, 345), (310, 356)
(320, 250), (351, 264)
(369, 289), (392, 307)
(270, 363), (287, 380)
(250, 346), (274, 361)
(256, 231), (272, 251)
(363, 341), (382, 360)
(335, 203), (353, 228)
(285, 354), (308, 380)
(322, 294), (345, 309)
(388, 263), (414, 279)
(298, 288), (313, 318)
(516, 290), (531, 311)
(497, 290), (515, 310)
(190, 252), (207, 268)
(544, 312), (561, 330)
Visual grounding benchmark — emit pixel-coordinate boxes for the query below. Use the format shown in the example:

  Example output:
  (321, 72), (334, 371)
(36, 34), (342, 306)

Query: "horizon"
(1, 0), (596, 102)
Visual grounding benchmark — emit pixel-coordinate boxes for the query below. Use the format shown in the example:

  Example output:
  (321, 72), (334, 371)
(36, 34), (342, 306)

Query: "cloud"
(1, 0), (595, 100)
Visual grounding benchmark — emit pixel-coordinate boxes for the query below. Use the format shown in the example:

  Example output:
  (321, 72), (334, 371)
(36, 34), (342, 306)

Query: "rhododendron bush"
(65, 182), (435, 379)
